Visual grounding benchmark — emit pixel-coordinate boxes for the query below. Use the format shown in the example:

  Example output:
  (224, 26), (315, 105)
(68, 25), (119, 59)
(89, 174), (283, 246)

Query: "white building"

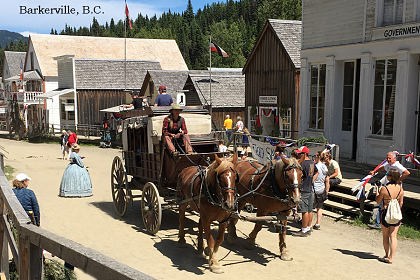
(299, 0), (420, 164)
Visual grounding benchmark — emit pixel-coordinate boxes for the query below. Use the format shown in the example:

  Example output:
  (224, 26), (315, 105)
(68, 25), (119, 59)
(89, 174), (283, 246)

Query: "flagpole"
(124, 0), (127, 91)
(209, 35), (212, 112)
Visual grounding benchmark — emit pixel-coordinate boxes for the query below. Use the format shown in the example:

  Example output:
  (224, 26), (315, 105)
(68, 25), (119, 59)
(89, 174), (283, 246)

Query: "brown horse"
(227, 156), (302, 260)
(177, 153), (238, 273)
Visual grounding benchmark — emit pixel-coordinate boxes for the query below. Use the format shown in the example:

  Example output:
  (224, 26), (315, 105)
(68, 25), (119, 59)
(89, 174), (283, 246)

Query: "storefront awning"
(37, 88), (74, 99)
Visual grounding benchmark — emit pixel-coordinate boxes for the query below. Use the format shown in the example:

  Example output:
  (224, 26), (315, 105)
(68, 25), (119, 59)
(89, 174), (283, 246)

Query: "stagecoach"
(109, 106), (228, 234)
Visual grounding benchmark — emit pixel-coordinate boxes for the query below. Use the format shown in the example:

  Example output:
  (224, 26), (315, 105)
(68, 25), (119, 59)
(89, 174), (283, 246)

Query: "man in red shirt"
(67, 131), (78, 158)
(162, 105), (192, 156)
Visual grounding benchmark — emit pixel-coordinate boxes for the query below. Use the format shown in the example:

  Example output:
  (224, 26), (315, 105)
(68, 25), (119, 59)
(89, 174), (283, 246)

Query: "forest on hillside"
(1, 0), (301, 73)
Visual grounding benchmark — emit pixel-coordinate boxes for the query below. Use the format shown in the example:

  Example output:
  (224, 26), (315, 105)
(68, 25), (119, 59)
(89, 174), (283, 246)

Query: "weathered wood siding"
(244, 25), (298, 131)
(302, 0), (365, 49)
(77, 90), (126, 126)
(57, 59), (74, 89)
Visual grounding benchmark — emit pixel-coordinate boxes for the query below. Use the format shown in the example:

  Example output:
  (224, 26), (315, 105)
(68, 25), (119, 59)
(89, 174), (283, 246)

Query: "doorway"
(416, 69), (420, 154)
(352, 59), (361, 159)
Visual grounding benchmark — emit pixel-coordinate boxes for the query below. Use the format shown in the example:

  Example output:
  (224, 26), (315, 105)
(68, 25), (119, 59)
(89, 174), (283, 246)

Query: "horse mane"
(206, 157), (235, 187)
(274, 157), (301, 183)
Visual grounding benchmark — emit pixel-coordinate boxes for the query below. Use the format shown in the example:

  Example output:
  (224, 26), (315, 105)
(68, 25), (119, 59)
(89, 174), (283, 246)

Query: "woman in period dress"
(59, 143), (92, 197)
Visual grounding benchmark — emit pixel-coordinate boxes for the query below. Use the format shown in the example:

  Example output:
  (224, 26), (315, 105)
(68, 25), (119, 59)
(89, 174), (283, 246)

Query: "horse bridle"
(283, 163), (303, 191)
(215, 167), (239, 194)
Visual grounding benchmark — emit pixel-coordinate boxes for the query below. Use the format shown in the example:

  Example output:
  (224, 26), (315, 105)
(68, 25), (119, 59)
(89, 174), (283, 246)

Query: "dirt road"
(1, 138), (419, 280)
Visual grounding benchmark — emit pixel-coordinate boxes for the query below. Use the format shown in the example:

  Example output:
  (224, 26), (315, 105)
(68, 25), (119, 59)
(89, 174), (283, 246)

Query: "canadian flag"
(125, 1), (133, 30)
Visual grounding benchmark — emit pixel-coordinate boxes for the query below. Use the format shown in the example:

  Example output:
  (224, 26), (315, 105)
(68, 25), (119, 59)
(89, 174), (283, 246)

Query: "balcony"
(4, 91), (44, 104)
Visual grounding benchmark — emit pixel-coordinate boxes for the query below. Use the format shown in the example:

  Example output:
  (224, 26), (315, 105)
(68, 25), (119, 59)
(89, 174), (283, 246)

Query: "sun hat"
(158, 85), (166, 91)
(71, 143), (80, 150)
(16, 173), (31, 181)
(169, 104), (183, 112)
(297, 146), (310, 154)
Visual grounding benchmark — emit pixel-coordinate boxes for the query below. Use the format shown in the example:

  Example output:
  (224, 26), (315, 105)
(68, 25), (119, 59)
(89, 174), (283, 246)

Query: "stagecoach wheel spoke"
(111, 156), (128, 217)
(141, 182), (162, 235)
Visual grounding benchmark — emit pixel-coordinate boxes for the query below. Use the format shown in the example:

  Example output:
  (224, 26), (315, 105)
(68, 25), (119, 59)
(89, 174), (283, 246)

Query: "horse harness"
(188, 166), (238, 212)
(236, 160), (301, 208)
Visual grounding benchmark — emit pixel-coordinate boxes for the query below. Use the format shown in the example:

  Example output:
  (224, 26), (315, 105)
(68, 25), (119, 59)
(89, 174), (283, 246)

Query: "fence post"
(29, 243), (42, 280)
(0, 198), (9, 279)
(18, 233), (30, 280)
(0, 154), (4, 173)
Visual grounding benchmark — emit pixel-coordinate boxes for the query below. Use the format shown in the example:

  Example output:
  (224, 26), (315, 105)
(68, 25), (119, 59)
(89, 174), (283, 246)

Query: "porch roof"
(37, 88), (74, 99)
(4, 71), (42, 82)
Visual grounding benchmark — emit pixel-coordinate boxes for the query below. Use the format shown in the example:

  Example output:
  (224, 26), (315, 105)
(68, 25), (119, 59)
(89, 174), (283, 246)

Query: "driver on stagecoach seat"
(162, 104), (193, 156)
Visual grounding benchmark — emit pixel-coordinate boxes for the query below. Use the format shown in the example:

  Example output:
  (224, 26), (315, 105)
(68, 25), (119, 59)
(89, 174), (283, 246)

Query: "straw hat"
(71, 143), (80, 150)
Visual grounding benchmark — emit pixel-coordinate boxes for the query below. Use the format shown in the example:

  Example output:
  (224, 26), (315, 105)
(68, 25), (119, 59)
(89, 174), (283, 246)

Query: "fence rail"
(0, 155), (154, 280)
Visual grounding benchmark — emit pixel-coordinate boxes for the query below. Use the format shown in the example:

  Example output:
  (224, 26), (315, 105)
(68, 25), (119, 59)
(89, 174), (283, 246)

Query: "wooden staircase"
(319, 183), (375, 221)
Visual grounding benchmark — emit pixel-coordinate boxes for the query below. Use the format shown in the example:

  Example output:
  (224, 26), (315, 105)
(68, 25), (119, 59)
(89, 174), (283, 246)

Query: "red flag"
(125, 2), (133, 30)
(209, 42), (229, 58)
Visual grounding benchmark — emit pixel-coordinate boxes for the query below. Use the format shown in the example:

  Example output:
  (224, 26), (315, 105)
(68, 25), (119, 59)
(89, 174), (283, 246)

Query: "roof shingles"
(188, 69), (245, 108)
(3, 51), (26, 79)
(268, 19), (302, 68)
(74, 59), (161, 90)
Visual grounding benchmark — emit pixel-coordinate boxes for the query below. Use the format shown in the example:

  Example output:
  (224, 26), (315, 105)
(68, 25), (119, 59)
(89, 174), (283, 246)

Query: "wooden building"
(243, 19), (301, 138)
(25, 34), (188, 129)
(38, 56), (161, 129)
(140, 70), (189, 105)
(183, 68), (245, 130)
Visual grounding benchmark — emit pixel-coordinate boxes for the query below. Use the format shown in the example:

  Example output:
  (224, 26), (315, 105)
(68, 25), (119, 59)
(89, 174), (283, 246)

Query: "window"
(342, 62), (356, 131)
(372, 59), (397, 136)
(281, 107), (292, 138)
(309, 64), (326, 130)
(248, 106), (257, 134)
(383, 0), (404, 26)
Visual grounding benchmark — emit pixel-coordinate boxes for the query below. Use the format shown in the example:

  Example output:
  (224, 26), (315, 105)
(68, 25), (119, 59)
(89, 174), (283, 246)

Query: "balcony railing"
(4, 91), (44, 103)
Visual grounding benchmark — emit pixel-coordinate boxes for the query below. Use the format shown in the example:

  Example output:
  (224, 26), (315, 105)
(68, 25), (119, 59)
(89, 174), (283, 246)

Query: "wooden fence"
(0, 157), (154, 280)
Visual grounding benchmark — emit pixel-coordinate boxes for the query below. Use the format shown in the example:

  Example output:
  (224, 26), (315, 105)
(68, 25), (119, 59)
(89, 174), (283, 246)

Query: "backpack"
(384, 186), (402, 224)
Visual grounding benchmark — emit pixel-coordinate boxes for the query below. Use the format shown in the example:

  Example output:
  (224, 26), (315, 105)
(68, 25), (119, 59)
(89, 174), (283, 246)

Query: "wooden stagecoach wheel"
(141, 182), (162, 235)
(111, 156), (128, 217)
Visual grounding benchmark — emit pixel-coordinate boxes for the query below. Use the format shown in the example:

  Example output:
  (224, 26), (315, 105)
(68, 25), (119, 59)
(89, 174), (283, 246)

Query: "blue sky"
(0, 0), (221, 36)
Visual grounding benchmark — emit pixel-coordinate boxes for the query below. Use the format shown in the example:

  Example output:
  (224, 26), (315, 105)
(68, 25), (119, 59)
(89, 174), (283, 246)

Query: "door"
(341, 60), (360, 159)
(416, 70), (420, 154)
(352, 59), (361, 159)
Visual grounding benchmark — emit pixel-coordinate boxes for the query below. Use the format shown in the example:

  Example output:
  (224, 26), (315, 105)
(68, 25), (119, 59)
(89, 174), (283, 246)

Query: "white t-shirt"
(313, 162), (328, 194)
(380, 161), (407, 185)
(236, 120), (244, 132)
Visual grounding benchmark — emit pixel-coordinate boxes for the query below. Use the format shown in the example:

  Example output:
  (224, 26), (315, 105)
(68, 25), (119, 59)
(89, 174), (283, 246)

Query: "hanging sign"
(65, 104), (75, 111)
(259, 96), (277, 105)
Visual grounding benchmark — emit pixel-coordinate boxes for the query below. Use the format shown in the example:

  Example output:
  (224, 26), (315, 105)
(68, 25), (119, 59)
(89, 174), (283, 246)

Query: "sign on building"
(259, 96), (277, 105)
(372, 23), (420, 41)
(249, 136), (339, 164)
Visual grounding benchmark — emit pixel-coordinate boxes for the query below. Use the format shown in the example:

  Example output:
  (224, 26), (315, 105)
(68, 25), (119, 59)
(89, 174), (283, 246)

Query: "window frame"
(309, 63), (326, 130)
(371, 58), (397, 137)
(376, 0), (406, 27)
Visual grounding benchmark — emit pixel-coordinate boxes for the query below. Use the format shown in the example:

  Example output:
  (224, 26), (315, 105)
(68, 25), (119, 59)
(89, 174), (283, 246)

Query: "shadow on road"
(153, 239), (206, 275)
(89, 201), (198, 234)
(334, 248), (378, 260)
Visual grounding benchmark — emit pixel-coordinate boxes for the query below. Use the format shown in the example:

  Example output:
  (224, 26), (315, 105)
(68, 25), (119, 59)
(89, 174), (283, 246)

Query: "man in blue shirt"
(154, 85), (174, 107)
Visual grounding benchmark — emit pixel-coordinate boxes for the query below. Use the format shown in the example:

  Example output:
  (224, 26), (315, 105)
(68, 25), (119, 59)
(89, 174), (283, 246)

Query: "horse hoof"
(204, 247), (210, 256)
(280, 253), (293, 261)
(210, 265), (224, 274)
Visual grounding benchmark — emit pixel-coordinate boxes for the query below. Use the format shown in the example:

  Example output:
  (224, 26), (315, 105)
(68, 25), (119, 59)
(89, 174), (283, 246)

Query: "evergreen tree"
(52, 0), (302, 69)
